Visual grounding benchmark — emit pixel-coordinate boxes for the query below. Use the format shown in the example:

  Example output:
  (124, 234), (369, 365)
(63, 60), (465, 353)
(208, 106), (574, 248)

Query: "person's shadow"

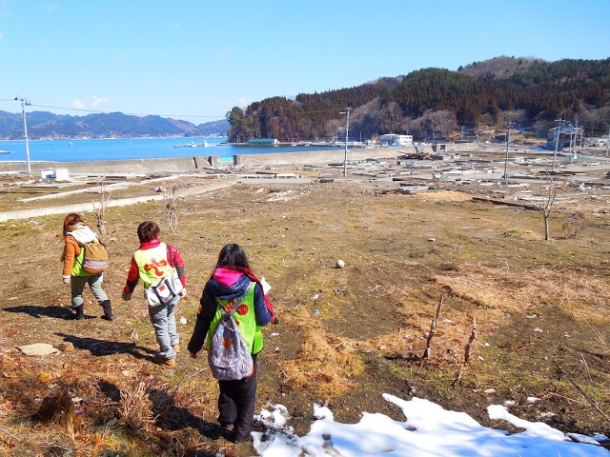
(149, 388), (228, 439)
(55, 332), (156, 362)
(96, 380), (227, 441)
(4, 305), (75, 320)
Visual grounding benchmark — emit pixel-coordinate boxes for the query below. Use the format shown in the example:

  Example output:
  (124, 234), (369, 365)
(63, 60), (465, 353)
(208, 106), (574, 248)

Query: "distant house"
(379, 134), (413, 146)
(248, 138), (279, 145)
(461, 126), (477, 138)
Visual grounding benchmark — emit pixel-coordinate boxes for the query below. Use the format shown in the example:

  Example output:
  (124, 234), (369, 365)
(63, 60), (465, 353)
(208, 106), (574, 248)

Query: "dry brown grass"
(118, 379), (156, 432)
(3, 175), (610, 454)
(430, 263), (610, 322)
(280, 306), (364, 398)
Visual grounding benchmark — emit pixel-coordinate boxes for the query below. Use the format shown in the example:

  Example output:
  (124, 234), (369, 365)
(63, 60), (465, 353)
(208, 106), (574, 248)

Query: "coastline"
(0, 143), (478, 175)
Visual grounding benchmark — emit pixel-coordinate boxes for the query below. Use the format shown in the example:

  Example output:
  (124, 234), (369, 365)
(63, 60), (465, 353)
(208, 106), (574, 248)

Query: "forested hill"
(227, 56), (610, 142)
(0, 111), (229, 140)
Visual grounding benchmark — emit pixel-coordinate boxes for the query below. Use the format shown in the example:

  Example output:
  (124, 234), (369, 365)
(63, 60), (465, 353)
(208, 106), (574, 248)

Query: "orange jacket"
(62, 236), (82, 277)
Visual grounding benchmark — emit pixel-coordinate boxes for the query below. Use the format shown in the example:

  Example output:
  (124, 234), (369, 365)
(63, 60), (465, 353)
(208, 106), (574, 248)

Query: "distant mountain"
(226, 56), (610, 141)
(0, 111), (229, 140)
(457, 56), (546, 79)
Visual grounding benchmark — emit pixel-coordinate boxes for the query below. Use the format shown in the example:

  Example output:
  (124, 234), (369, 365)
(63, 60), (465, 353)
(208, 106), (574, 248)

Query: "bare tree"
(500, 109), (526, 127)
(92, 177), (111, 235)
(429, 110), (456, 139)
(161, 178), (185, 233)
(543, 168), (558, 240)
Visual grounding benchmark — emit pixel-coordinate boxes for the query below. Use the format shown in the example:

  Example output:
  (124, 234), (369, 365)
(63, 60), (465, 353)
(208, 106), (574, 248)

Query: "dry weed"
(501, 228), (539, 240)
(118, 379), (156, 432)
(281, 318), (363, 397)
(430, 262), (610, 322)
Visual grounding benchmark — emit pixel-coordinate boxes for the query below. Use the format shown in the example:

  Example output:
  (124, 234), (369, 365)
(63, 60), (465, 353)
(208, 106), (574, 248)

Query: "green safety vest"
(206, 282), (264, 355)
(70, 246), (90, 277)
(133, 242), (175, 289)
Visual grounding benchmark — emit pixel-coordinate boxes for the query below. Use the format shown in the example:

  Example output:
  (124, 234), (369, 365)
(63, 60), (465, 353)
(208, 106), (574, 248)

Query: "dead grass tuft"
(431, 263), (610, 322)
(501, 228), (539, 240)
(281, 322), (364, 397)
(118, 379), (156, 432)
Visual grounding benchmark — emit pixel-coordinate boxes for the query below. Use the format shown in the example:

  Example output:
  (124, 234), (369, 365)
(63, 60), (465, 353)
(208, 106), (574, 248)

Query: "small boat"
(173, 140), (212, 148)
(0, 150), (9, 154)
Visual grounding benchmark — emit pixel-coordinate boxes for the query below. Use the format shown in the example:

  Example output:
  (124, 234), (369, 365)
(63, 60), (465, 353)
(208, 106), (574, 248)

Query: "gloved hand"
(62, 276), (71, 285)
(179, 288), (187, 298)
(122, 291), (132, 301)
(271, 314), (280, 325)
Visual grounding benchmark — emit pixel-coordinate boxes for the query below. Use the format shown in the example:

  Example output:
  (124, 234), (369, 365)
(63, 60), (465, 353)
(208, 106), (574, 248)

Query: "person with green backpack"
(188, 243), (278, 445)
(61, 213), (114, 320)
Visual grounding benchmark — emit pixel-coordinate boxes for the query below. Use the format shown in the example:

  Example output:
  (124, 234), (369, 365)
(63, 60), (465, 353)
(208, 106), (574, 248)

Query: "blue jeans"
(71, 274), (108, 308)
(148, 295), (180, 360)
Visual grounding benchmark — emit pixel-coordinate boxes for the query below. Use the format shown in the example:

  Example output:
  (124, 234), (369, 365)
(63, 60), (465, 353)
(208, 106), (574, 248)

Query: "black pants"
(217, 353), (258, 442)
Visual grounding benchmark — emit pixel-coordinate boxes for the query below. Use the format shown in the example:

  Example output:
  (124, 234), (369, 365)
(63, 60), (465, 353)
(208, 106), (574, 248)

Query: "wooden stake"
(464, 318), (477, 364)
(423, 295), (444, 359)
(453, 318), (477, 387)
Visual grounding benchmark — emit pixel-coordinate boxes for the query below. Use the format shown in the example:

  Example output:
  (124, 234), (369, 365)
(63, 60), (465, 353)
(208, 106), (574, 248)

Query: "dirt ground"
(1, 167), (610, 456)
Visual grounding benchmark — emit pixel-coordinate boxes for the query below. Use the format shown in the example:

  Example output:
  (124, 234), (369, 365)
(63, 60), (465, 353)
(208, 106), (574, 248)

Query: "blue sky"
(1, 0), (609, 123)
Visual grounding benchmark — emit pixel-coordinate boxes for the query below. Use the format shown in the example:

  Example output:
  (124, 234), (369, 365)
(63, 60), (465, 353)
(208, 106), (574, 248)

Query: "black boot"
(100, 300), (115, 320)
(72, 304), (85, 320)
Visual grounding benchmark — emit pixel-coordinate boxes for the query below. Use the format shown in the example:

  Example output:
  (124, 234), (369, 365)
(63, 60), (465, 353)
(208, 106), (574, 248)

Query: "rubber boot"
(73, 304), (85, 320)
(100, 300), (115, 320)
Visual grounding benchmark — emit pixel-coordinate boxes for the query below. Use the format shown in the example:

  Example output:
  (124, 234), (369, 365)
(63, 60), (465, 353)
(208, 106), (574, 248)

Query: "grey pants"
(148, 295), (180, 360)
(70, 274), (108, 308)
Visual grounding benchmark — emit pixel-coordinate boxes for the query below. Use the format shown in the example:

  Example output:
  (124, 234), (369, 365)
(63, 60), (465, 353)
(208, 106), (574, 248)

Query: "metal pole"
(343, 107), (350, 178)
(552, 119), (562, 171)
(503, 123), (511, 180)
(18, 98), (32, 175)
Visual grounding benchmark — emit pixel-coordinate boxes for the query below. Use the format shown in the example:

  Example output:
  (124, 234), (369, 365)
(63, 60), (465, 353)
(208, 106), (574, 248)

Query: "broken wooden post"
(464, 317), (477, 364)
(453, 318), (478, 387)
(423, 295), (444, 359)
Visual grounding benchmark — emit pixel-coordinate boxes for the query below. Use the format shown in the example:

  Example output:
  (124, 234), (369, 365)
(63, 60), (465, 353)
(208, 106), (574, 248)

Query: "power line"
(32, 104), (226, 119)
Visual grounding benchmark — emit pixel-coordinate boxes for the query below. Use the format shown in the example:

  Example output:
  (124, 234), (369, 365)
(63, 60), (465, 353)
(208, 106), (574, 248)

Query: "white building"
(379, 134), (413, 146)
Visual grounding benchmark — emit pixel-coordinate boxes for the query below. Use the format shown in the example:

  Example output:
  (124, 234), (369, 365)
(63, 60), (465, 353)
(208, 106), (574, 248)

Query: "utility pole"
(552, 118), (564, 171)
(340, 107), (350, 178)
(15, 97), (32, 174)
(503, 122), (512, 180)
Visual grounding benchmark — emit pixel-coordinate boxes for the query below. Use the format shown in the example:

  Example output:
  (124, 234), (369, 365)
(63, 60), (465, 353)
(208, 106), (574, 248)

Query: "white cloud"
(45, 2), (60, 12)
(0, 31), (4, 39)
(71, 96), (110, 110)
(113, 53), (130, 62)
(217, 48), (231, 59)
(215, 97), (251, 109)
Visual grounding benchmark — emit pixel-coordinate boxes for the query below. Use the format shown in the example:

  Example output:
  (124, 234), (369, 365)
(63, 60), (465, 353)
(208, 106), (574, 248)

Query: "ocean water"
(0, 137), (340, 163)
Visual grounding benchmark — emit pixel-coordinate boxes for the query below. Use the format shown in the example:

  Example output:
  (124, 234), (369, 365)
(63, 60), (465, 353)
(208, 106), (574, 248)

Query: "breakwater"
(0, 143), (479, 175)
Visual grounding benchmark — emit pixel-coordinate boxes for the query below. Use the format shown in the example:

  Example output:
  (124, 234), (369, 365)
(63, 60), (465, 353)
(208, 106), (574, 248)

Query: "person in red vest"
(122, 221), (186, 367)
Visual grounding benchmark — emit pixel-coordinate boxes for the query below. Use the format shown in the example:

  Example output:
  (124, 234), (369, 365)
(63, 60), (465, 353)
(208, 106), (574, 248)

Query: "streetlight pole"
(340, 107), (350, 178)
(503, 122), (512, 180)
(15, 97), (32, 174)
(552, 118), (564, 171)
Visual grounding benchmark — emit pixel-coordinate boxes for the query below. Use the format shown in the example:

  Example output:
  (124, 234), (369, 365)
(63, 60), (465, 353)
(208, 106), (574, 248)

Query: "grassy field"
(1, 172), (610, 456)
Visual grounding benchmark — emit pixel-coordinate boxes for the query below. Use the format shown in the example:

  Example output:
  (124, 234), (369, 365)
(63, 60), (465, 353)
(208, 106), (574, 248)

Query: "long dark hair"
(216, 243), (250, 269)
(63, 213), (85, 237)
